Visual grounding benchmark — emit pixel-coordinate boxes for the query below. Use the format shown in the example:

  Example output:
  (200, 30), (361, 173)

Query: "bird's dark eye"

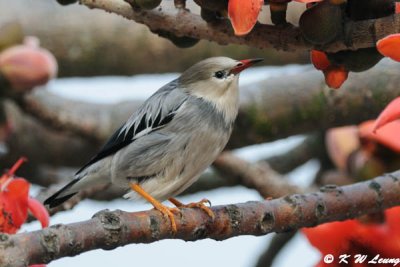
(214, 71), (225, 79)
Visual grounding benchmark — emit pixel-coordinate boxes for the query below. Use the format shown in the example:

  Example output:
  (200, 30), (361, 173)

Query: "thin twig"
(213, 152), (302, 198)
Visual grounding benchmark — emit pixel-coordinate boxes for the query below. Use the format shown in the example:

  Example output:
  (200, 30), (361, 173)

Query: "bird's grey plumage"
(44, 57), (251, 207)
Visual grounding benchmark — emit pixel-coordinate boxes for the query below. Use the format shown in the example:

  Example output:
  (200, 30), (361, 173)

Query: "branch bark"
(1, 171), (399, 266)
(213, 152), (302, 198)
(80, 0), (400, 53)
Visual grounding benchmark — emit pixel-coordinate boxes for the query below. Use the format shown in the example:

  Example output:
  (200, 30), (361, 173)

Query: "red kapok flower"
(377, 34), (400, 62)
(228, 0), (263, 36)
(0, 157), (49, 234)
(28, 197), (49, 229)
(373, 96), (400, 133)
(323, 65), (349, 89)
(0, 177), (29, 234)
(359, 120), (400, 153)
(0, 36), (57, 92)
(311, 50), (330, 70)
(310, 50), (348, 89)
(303, 206), (400, 267)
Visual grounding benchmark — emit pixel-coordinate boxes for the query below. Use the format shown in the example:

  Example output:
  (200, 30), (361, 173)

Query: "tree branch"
(262, 133), (325, 174)
(13, 90), (143, 143)
(10, 61), (400, 158)
(213, 152), (302, 198)
(79, 0), (400, 52)
(1, 171), (399, 266)
(255, 231), (297, 267)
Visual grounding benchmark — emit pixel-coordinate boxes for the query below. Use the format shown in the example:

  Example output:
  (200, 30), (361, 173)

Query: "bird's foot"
(169, 197), (215, 219)
(129, 183), (178, 233)
(151, 202), (178, 233)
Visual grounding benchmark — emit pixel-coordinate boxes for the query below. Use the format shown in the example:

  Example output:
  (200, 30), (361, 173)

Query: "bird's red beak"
(229, 58), (263, 75)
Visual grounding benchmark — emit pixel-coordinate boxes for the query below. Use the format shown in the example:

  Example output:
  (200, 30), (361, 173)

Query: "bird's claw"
(169, 197), (215, 219)
(129, 183), (178, 234)
(153, 205), (178, 234)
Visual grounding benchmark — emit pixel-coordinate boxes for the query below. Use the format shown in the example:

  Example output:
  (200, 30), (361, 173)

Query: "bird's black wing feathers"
(76, 86), (186, 175)
(75, 125), (129, 174)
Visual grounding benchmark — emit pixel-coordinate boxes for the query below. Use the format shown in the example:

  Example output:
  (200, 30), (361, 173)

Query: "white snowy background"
(22, 65), (322, 267)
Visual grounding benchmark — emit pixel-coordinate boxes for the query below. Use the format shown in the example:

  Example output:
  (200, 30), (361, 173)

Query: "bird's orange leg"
(130, 183), (178, 233)
(168, 197), (215, 219)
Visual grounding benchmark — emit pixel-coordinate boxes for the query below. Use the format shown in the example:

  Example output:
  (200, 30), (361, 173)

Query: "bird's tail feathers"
(44, 172), (110, 208)
(43, 178), (80, 208)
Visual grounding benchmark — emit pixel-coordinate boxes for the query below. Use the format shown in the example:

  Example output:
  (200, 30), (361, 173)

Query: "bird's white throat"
(190, 77), (240, 124)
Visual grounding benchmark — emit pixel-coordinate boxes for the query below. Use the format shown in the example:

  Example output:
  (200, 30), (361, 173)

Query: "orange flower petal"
(360, 120), (400, 153)
(304, 207), (400, 262)
(28, 197), (49, 228)
(303, 220), (359, 255)
(311, 50), (330, 70)
(323, 65), (348, 89)
(373, 96), (400, 133)
(228, 0), (263, 36)
(0, 178), (29, 233)
(377, 33), (400, 62)
(385, 207), (400, 236)
(396, 2), (400, 14)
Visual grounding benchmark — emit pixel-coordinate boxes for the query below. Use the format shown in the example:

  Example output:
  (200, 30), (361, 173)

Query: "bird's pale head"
(179, 57), (262, 122)
(179, 57), (262, 96)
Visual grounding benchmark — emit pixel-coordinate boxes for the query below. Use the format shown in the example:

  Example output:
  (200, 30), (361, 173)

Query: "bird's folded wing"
(76, 81), (188, 174)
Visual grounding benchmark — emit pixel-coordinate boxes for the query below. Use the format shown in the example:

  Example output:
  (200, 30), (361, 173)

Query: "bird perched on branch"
(44, 57), (262, 232)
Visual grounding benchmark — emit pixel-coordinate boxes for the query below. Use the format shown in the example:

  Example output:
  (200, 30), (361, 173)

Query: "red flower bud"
(0, 37), (57, 92)
(377, 33), (400, 63)
(311, 50), (330, 70)
(323, 65), (348, 89)
(228, 0), (263, 36)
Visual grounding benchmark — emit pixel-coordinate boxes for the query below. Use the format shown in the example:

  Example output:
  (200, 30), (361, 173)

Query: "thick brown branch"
(80, 0), (400, 52)
(14, 90), (143, 143)
(1, 171), (399, 266)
